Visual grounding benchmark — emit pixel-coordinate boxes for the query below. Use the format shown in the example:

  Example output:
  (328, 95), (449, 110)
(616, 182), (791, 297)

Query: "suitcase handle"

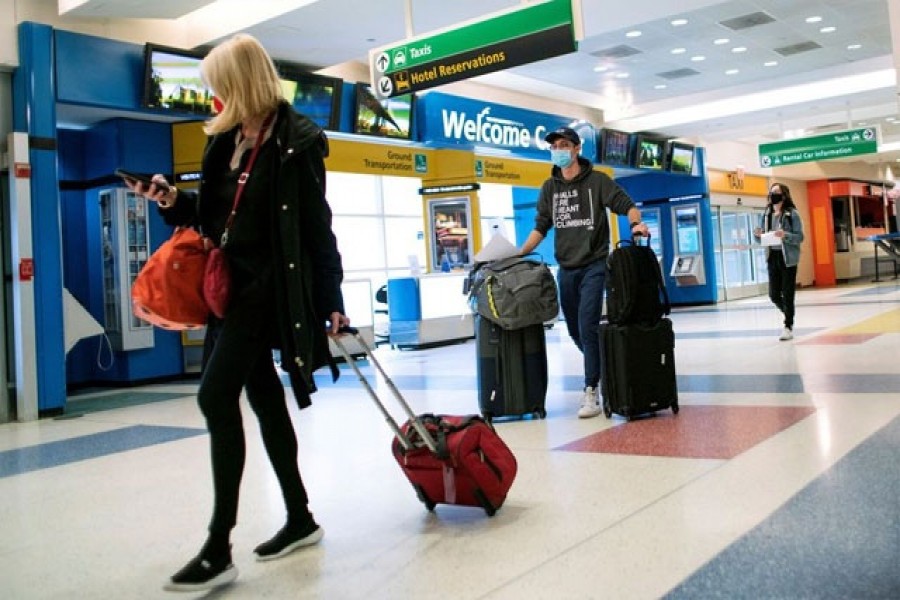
(331, 326), (439, 454)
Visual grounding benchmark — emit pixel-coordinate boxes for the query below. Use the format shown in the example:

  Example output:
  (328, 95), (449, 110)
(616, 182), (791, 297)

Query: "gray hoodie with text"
(533, 156), (636, 268)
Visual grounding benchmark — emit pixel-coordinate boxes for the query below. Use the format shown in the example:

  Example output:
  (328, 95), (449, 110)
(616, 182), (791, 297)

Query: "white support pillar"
(890, 0), (900, 114)
(7, 131), (39, 421)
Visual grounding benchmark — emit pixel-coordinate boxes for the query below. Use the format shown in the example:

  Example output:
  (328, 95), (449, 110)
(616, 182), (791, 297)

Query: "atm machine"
(639, 207), (663, 259)
(670, 202), (706, 286)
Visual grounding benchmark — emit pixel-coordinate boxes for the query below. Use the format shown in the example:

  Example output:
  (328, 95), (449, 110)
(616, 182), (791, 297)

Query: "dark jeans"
(557, 260), (606, 389)
(199, 316), (308, 536)
(767, 251), (798, 329)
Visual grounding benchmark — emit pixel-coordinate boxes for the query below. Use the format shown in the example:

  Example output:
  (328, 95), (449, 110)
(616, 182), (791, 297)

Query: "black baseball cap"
(544, 127), (581, 145)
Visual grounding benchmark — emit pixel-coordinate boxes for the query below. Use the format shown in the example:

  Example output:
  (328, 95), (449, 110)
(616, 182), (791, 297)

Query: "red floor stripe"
(555, 405), (817, 459)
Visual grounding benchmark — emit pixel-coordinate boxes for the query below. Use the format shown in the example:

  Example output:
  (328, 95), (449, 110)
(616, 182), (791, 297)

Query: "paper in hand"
(760, 231), (782, 247)
(474, 234), (519, 262)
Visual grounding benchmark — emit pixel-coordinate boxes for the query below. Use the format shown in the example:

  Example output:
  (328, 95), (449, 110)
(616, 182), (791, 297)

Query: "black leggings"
(767, 251), (798, 329)
(198, 317), (308, 536)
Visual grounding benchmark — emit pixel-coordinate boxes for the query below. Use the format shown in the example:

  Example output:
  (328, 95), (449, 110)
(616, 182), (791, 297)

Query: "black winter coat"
(161, 101), (344, 408)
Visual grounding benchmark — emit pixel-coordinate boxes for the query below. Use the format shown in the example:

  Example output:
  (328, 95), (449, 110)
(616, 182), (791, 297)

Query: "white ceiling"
(56, 0), (900, 168)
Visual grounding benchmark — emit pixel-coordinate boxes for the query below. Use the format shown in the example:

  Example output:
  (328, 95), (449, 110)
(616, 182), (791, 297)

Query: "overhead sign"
(369, 0), (576, 99)
(416, 92), (597, 161)
(758, 127), (878, 168)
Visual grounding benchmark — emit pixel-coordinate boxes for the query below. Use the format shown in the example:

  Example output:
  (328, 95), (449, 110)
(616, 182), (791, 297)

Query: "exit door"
(712, 205), (768, 301)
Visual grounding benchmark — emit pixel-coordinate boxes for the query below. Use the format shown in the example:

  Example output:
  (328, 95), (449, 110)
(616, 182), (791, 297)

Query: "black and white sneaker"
(163, 553), (237, 593)
(254, 520), (324, 562)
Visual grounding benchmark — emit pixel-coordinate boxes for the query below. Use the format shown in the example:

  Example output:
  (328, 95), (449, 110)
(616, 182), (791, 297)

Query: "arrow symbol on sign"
(377, 54), (389, 72)
(379, 78), (392, 95)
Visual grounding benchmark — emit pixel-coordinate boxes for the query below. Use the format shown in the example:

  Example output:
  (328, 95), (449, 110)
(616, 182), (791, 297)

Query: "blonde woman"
(131, 33), (349, 592)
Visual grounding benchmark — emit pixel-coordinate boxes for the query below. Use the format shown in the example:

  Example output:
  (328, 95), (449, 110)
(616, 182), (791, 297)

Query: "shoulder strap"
(220, 111), (275, 247)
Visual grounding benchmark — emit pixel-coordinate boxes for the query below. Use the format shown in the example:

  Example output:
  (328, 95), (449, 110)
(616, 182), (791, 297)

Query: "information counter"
(387, 273), (474, 349)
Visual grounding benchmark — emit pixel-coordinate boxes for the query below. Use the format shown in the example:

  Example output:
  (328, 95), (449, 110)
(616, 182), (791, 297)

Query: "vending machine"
(99, 188), (154, 351)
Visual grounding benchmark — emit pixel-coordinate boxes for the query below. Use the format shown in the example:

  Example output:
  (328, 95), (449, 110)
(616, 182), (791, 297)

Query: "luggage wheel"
(672, 402), (680, 415)
(534, 408), (547, 419)
(413, 485), (436, 512)
(473, 489), (497, 517)
(603, 401), (612, 419)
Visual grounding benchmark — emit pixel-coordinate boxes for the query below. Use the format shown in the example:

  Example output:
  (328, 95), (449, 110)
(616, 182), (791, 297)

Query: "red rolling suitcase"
(332, 328), (518, 516)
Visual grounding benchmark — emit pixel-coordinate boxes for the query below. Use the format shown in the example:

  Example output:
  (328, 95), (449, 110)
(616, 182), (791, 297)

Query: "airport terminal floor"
(1, 280), (899, 599)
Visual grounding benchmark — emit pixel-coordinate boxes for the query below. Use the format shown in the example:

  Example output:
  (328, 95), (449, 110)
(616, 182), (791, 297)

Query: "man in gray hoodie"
(519, 127), (649, 418)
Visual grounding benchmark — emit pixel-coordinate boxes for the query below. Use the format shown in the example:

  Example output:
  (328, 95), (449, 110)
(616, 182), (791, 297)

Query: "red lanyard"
(220, 111), (275, 247)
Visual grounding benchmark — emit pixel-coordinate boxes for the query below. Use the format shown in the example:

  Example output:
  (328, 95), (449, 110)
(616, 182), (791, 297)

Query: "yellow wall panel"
(171, 121), (206, 171)
(708, 169), (769, 195)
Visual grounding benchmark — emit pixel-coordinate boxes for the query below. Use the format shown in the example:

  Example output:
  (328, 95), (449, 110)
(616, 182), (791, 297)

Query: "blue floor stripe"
(313, 371), (900, 395)
(840, 285), (900, 297)
(675, 295), (899, 313)
(0, 425), (206, 478)
(664, 414), (900, 598)
(64, 391), (187, 415)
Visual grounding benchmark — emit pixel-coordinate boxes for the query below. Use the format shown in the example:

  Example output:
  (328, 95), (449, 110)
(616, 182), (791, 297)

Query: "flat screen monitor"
(633, 135), (668, 170)
(668, 142), (695, 174)
(600, 128), (632, 167)
(142, 44), (213, 115)
(353, 84), (413, 140)
(276, 63), (342, 130)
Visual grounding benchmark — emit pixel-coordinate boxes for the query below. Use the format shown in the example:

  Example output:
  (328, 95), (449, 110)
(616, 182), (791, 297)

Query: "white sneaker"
(578, 386), (602, 418)
(779, 327), (793, 341)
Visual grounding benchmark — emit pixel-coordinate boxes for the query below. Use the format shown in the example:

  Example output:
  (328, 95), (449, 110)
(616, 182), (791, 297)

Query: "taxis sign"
(369, 0), (575, 98)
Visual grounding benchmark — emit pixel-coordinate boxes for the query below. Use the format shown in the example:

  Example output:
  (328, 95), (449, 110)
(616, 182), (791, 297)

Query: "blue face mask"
(550, 149), (573, 168)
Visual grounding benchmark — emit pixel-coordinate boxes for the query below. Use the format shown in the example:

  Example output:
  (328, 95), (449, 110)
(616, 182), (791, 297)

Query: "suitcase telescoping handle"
(331, 326), (438, 454)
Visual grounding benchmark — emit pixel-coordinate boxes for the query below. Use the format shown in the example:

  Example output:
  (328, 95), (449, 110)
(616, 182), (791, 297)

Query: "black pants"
(767, 251), (798, 329)
(198, 316), (308, 536)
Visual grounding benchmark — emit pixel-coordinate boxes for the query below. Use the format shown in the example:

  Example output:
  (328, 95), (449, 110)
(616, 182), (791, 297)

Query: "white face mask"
(550, 148), (573, 168)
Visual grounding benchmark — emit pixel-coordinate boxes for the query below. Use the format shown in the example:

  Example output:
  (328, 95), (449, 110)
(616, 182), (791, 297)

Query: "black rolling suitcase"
(476, 316), (548, 422)
(600, 317), (679, 420)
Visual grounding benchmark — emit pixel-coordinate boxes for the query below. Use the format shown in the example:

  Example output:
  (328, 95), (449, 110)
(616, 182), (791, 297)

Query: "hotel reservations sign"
(369, 0), (576, 99)
(758, 127), (878, 167)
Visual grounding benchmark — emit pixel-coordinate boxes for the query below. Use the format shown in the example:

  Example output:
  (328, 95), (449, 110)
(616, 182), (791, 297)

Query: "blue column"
(13, 22), (66, 413)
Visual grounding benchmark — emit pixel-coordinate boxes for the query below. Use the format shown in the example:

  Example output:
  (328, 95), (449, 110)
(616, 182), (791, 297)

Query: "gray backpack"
(467, 256), (559, 330)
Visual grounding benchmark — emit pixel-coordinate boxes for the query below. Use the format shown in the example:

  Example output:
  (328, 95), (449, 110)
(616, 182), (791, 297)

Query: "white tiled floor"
(1, 280), (898, 599)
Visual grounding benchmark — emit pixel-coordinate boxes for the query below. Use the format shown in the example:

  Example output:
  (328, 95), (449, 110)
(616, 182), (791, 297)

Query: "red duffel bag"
(132, 227), (210, 330)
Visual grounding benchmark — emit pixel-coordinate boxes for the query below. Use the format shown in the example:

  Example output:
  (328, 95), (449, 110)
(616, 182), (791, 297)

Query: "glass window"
(327, 172), (380, 215)
(478, 183), (513, 217)
(384, 216), (427, 269)
(332, 216), (384, 270)
(382, 176), (423, 216)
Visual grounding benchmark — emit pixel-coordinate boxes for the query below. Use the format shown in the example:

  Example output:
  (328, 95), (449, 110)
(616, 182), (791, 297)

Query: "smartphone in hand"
(115, 169), (170, 193)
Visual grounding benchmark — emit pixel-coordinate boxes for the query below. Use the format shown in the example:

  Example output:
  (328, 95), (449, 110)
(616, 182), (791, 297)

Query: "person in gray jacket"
(754, 182), (804, 341)
(519, 127), (648, 418)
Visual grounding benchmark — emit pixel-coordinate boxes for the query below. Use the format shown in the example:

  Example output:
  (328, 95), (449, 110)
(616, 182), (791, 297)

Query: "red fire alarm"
(19, 258), (34, 281)
(14, 163), (31, 178)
